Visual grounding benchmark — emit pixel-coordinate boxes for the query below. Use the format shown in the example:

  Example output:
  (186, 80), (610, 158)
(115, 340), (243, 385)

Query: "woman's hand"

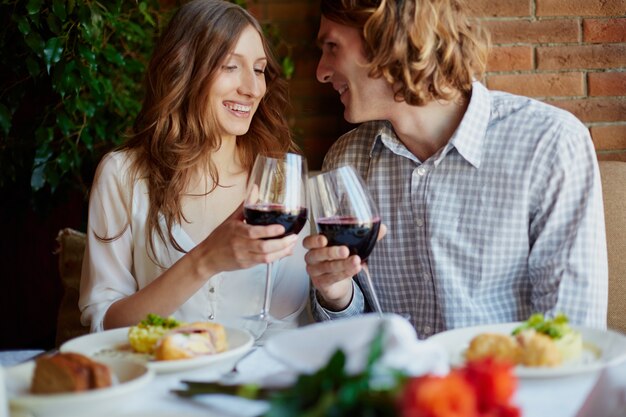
(190, 204), (299, 279)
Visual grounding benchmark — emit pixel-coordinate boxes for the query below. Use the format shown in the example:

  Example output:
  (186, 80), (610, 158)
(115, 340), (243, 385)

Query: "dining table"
(2, 324), (626, 417)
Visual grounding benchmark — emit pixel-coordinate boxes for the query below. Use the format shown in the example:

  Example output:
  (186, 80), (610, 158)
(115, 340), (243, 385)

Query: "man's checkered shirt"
(311, 82), (608, 339)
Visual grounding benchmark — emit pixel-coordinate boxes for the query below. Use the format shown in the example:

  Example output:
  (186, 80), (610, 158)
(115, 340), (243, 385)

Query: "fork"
(220, 348), (257, 382)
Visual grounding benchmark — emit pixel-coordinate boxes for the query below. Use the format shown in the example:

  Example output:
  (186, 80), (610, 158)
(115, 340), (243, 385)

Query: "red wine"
(317, 216), (381, 259)
(244, 204), (308, 238)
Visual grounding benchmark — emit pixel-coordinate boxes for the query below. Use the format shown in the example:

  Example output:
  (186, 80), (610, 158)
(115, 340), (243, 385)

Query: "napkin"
(264, 313), (449, 376)
(575, 359), (626, 417)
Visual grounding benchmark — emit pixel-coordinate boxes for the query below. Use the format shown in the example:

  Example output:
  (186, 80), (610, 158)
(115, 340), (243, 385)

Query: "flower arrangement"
(401, 358), (520, 417)
(175, 327), (521, 417)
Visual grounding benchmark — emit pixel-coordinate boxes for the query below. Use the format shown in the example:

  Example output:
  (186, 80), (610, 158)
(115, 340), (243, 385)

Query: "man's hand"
(304, 224), (387, 311)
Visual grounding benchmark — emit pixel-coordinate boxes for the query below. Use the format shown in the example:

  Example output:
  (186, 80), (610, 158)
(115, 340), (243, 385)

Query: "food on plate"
(512, 313), (582, 362)
(155, 322), (228, 361)
(31, 352), (112, 394)
(515, 330), (561, 367)
(128, 313), (182, 353)
(126, 314), (228, 361)
(465, 333), (521, 363)
(465, 314), (582, 367)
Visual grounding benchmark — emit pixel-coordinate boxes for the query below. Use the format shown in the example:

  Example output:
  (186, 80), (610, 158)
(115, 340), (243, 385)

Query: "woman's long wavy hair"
(117, 0), (296, 260)
(321, 0), (489, 105)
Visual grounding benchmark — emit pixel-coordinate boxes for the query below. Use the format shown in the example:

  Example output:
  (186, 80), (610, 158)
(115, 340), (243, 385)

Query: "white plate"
(60, 326), (254, 374)
(427, 322), (626, 378)
(6, 358), (153, 417)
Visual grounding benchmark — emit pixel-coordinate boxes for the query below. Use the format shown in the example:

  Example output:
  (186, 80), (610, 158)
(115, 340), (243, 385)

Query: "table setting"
(2, 313), (626, 417)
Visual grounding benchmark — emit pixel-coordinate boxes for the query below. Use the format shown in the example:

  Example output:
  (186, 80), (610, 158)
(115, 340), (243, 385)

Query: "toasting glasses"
(308, 166), (383, 315)
(243, 153), (308, 322)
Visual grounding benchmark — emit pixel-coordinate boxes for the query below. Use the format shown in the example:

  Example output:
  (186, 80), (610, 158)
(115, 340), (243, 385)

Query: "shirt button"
(416, 218), (424, 227)
(208, 314), (215, 320)
(423, 325), (432, 335)
(423, 272), (431, 280)
(417, 166), (427, 176)
(209, 287), (215, 293)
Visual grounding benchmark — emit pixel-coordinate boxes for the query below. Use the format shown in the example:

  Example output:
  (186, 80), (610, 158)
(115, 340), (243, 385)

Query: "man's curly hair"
(321, 0), (490, 105)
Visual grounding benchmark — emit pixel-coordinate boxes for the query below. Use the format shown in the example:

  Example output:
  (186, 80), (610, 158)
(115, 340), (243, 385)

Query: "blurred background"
(1, 0), (624, 349)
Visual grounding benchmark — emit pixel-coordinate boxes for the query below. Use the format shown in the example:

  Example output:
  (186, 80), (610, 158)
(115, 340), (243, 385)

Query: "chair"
(55, 228), (89, 346)
(598, 161), (626, 334)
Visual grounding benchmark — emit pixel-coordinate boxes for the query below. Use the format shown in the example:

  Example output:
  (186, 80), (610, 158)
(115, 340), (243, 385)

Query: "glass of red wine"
(308, 165), (383, 315)
(243, 153), (308, 323)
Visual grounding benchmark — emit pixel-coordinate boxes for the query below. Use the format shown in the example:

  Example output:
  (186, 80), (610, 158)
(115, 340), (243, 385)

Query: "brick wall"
(251, 0), (626, 168)
(249, 0), (353, 169)
(479, 0), (626, 162)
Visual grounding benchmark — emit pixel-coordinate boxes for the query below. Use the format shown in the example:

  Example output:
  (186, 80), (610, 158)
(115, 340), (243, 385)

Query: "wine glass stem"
(361, 268), (383, 317)
(260, 262), (273, 319)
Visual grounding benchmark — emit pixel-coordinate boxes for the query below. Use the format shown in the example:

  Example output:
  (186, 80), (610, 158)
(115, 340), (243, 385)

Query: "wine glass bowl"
(308, 166), (383, 314)
(243, 205), (308, 238)
(242, 153), (308, 324)
(316, 217), (381, 260)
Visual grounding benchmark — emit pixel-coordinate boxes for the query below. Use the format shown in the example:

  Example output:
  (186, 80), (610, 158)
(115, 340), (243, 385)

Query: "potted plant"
(0, 0), (293, 208)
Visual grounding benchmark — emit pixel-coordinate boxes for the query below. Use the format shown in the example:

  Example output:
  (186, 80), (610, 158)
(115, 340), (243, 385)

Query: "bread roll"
(465, 333), (521, 363)
(31, 352), (112, 394)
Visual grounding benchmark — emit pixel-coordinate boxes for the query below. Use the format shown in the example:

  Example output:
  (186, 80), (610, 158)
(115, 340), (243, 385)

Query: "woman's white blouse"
(79, 151), (310, 336)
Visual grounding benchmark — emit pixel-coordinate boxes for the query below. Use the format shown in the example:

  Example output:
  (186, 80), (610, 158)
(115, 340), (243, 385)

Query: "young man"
(304, 0), (608, 338)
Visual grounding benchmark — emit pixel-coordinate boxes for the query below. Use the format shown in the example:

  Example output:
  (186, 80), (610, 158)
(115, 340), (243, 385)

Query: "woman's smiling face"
(211, 25), (267, 140)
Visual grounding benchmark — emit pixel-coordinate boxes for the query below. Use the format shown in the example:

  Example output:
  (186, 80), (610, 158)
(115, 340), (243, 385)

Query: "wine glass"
(243, 153), (308, 322)
(308, 165), (383, 315)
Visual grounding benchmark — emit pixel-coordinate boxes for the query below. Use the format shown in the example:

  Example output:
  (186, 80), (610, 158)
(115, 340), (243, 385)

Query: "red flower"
(400, 373), (478, 417)
(459, 358), (518, 413)
(399, 358), (520, 417)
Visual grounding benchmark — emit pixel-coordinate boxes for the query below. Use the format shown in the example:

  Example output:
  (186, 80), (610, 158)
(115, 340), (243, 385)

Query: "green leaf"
(94, 121), (106, 140)
(14, 15), (31, 36)
(35, 127), (54, 148)
(52, 0), (67, 21)
(46, 13), (62, 35)
(77, 4), (91, 26)
(26, 0), (43, 15)
(78, 44), (97, 68)
(56, 111), (72, 136)
(46, 165), (60, 191)
(80, 129), (94, 152)
(76, 96), (96, 117)
(52, 60), (79, 98)
(281, 56), (295, 80)
(0, 103), (12, 136)
(24, 32), (45, 56)
(78, 5), (103, 43)
(31, 163), (46, 190)
(102, 44), (124, 66)
(138, 1), (156, 26)
(43, 37), (64, 73)
(31, 128), (54, 191)
(57, 151), (71, 171)
(26, 57), (40, 77)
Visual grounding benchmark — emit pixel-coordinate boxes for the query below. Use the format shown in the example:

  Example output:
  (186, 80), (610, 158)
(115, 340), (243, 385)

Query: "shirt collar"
(444, 81), (491, 168)
(371, 121), (422, 163)
(369, 82), (492, 168)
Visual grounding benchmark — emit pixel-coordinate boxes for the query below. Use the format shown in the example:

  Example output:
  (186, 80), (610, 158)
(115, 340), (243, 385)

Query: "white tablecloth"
(3, 340), (626, 417)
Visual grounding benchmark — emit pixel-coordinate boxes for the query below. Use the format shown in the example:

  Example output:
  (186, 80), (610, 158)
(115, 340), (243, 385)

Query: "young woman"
(79, 0), (309, 337)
